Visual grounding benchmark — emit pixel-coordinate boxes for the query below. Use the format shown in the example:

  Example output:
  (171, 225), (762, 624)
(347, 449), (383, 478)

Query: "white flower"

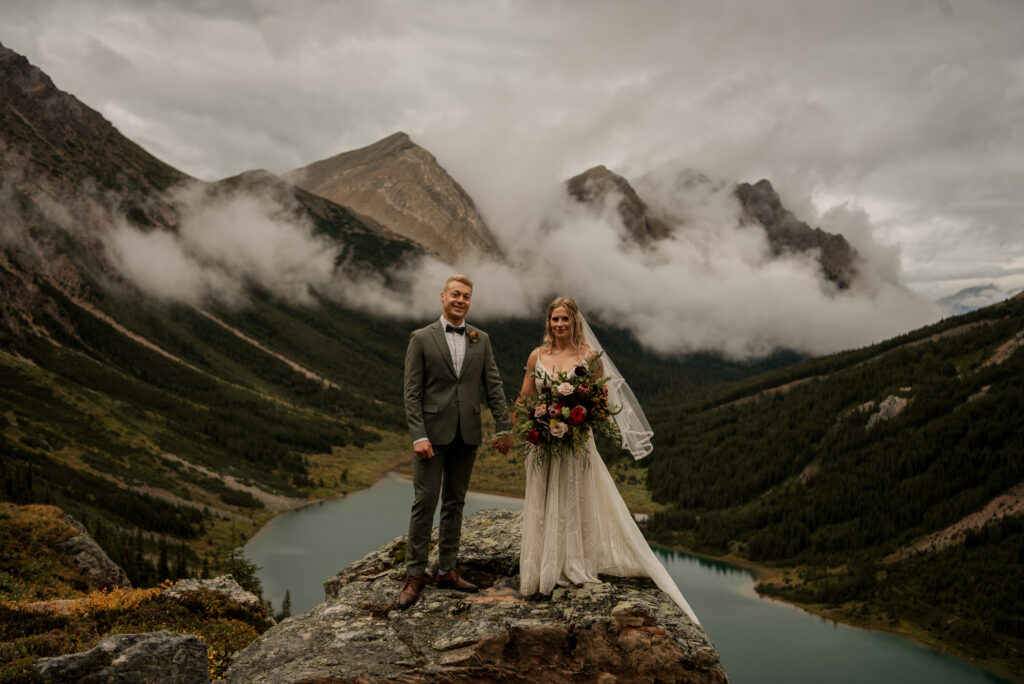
(557, 382), (574, 396)
(550, 422), (568, 438)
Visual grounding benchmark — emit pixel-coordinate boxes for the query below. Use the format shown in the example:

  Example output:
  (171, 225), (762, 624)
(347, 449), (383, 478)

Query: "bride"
(516, 296), (700, 625)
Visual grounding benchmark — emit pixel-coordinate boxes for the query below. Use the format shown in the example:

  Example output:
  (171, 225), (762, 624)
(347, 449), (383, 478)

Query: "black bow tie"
(445, 324), (466, 335)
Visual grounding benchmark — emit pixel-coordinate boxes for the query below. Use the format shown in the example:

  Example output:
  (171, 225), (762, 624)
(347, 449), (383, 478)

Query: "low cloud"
(320, 165), (941, 359)
(102, 164), (943, 360)
(105, 183), (340, 308)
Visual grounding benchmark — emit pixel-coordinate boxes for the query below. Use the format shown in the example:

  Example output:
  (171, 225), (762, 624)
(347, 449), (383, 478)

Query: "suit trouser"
(406, 431), (477, 577)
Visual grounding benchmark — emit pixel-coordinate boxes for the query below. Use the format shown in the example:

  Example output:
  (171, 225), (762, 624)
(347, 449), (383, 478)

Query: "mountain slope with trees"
(643, 293), (1024, 679)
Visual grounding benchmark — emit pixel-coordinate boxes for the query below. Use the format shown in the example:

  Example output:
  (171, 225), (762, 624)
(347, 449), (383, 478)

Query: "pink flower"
(576, 383), (591, 397)
(557, 382), (574, 396)
(548, 403), (563, 417)
(549, 422), (568, 438)
(533, 404), (548, 418)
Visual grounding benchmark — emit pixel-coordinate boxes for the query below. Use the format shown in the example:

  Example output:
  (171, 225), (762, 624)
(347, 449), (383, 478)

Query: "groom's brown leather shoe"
(435, 568), (478, 593)
(398, 574), (430, 610)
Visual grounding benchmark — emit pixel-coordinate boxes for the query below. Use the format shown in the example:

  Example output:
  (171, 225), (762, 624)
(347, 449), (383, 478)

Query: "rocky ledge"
(226, 509), (728, 683)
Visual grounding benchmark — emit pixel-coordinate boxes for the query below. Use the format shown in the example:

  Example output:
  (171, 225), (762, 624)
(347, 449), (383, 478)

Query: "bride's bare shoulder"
(526, 347), (542, 367)
(581, 344), (596, 360)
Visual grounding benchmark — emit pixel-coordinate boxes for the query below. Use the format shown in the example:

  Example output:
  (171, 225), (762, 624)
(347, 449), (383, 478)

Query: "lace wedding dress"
(519, 358), (700, 625)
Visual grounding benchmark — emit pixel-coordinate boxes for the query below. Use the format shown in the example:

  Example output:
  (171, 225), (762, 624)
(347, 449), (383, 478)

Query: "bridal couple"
(400, 274), (699, 625)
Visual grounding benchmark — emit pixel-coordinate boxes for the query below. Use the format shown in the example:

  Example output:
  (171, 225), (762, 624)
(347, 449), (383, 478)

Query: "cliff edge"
(226, 509), (728, 683)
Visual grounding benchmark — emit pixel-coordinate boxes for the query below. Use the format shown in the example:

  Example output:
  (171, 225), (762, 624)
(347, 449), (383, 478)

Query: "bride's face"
(549, 306), (573, 341)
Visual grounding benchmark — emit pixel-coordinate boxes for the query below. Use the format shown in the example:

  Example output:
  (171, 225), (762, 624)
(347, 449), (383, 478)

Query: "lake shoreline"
(655, 541), (1022, 684)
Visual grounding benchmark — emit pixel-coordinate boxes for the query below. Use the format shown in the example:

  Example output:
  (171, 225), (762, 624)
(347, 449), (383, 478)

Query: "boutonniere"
(468, 330), (480, 344)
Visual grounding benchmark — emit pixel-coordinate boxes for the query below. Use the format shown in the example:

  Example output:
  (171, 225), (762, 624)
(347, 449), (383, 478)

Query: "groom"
(400, 274), (513, 609)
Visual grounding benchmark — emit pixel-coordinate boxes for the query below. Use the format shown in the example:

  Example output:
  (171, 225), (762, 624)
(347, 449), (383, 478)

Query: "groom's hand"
(491, 434), (513, 455)
(413, 440), (434, 460)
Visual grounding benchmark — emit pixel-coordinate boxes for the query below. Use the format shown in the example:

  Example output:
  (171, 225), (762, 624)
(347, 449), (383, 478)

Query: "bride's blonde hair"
(542, 296), (587, 351)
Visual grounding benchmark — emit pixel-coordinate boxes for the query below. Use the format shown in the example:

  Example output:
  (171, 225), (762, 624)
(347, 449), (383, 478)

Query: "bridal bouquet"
(511, 353), (620, 467)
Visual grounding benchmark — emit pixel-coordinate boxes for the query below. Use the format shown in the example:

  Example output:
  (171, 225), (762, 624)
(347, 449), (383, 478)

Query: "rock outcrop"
(227, 509), (728, 683)
(735, 179), (857, 288)
(36, 631), (209, 683)
(288, 132), (502, 262)
(567, 165), (673, 243)
(865, 394), (911, 429)
(58, 514), (132, 590)
(165, 575), (260, 607)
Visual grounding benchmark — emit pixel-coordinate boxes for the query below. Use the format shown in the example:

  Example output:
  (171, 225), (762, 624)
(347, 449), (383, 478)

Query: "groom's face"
(441, 281), (472, 324)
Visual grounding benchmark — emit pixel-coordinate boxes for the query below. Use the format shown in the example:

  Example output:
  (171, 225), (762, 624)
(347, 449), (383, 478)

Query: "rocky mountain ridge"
(566, 165), (857, 288)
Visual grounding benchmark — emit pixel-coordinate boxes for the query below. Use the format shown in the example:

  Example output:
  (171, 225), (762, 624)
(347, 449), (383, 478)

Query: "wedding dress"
(519, 357), (700, 625)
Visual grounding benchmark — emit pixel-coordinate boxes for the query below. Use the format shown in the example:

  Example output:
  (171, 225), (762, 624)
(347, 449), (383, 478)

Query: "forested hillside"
(643, 293), (1024, 678)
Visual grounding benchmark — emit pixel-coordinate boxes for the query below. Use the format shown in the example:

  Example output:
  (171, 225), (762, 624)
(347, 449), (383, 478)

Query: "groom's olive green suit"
(404, 320), (510, 577)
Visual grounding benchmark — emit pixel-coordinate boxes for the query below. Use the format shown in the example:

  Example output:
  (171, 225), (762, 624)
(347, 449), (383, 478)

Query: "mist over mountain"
(937, 284), (1023, 316)
(282, 134), (940, 358)
(565, 165), (858, 288)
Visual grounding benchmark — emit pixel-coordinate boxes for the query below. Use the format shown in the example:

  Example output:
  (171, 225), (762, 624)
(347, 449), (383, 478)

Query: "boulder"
(36, 631), (208, 683)
(227, 509), (728, 683)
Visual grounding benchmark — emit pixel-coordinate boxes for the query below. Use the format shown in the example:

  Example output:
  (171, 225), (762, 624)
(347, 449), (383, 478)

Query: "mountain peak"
(566, 165), (672, 243)
(735, 179), (858, 288)
(288, 132), (502, 262)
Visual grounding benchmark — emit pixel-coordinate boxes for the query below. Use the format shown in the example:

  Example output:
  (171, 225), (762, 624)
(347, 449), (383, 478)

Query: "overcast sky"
(4, 0), (1023, 309)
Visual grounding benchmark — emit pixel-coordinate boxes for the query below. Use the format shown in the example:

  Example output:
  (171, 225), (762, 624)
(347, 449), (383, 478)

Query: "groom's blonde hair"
(542, 296), (586, 351)
(444, 274), (474, 292)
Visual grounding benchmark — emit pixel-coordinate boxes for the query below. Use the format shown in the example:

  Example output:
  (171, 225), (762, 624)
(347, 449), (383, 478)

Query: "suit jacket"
(404, 320), (510, 446)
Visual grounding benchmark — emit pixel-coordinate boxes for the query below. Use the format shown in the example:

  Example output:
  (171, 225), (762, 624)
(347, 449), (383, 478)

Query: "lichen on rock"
(227, 509), (728, 683)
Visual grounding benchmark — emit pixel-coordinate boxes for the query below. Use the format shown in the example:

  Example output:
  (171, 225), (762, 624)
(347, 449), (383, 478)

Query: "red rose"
(526, 429), (541, 444)
(568, 406), (587, 425)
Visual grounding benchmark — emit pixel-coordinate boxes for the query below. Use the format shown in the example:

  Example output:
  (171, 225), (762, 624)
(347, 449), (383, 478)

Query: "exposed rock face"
(981, 328), (1024, 368)
(865, 394), (911, 429)
(165, 575), (260, 607)
(36, 631), (209, 683)
(227, 509), (728, 683)
(735, 179), (857, 288)
(288, 132), (502, 263)
(57, 515), (131, 590)
(567, 165), (673, 243)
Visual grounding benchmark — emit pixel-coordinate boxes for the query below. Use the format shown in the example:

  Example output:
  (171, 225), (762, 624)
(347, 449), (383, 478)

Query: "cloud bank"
(102, 165), (941, 360)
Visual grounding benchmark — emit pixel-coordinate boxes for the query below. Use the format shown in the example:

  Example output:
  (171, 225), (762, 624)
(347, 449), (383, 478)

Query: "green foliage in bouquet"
(511, 353), (621, 467)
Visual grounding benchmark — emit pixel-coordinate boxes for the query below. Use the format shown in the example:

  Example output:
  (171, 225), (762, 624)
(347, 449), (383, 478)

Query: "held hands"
(491, 433), (514, 455)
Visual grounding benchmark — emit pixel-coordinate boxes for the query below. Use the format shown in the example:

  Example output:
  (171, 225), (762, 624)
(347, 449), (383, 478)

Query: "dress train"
(519, 418), (699, 624)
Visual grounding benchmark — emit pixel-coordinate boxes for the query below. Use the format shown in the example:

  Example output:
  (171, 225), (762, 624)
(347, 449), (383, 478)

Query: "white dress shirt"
(440, 315), (467, 376)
